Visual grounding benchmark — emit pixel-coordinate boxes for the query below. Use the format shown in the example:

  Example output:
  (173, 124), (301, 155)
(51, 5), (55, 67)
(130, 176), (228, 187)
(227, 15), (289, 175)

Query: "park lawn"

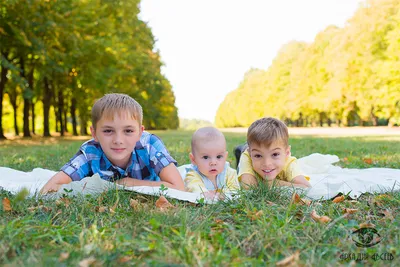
(0, 130), (400, 266)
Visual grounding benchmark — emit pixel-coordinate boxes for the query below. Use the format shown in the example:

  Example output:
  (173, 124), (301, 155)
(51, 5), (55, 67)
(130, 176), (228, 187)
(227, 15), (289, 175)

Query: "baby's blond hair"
(91, 93), (143, 129)
(247, 117), (289, 148)
(191, 127), (226, 154)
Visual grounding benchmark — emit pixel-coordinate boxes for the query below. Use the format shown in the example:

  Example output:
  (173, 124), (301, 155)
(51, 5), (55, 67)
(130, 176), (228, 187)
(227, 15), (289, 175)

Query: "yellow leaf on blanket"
(2, 197), (12, 212)
(155, 195), (174, 210)
(332, 195), (345, 203)
(276, 251), (300, 266)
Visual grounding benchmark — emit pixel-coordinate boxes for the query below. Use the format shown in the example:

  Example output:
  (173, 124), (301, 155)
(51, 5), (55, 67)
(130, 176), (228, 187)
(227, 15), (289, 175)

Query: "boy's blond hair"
(91, 93), (143, 129)
(191, 127), (226, 154)
(247, 117), (289, 148)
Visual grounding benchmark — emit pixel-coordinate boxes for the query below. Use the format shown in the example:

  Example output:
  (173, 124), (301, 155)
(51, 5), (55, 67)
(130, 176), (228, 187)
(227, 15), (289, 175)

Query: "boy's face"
(190, 138), (228, 180)
(91, 112), (144, 169)
(249, 140), (290, 180)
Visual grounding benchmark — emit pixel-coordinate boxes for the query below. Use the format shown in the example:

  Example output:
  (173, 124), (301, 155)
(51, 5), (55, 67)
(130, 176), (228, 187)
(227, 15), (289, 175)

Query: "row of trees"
(216, 0), (400, 127)
(0, 0), (179, 139)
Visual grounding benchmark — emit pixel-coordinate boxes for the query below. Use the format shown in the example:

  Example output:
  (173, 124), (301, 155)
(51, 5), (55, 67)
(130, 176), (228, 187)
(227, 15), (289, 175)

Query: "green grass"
(1, 130), (400, 266)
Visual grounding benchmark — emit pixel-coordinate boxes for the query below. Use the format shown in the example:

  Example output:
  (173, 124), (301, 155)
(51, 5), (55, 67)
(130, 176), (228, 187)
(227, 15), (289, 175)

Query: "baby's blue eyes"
(202, 155), (224, 160)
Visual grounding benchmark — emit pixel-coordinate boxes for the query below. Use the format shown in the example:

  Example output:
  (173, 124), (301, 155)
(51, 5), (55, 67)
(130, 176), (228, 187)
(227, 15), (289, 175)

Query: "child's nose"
(113, 133), (123, 144)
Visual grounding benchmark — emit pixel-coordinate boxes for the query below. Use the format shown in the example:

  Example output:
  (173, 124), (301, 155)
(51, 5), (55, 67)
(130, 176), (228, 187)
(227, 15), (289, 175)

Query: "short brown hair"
(247, 117), (289, 148)
(191, 127), (226, 154)
(91, 93), (143, 129)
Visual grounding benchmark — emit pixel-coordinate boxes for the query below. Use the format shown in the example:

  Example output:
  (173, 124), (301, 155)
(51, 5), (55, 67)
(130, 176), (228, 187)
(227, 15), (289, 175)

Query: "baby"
(184, 127), (240, 194)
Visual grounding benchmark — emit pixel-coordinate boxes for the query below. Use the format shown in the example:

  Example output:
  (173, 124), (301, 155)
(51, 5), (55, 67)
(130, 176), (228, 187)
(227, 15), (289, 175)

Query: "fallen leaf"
(130, 198), (140, 210)
(380, 209), (394, 221)
(342, 157), (349, 163)
(155, 195), (174, 210)
(310, 210), (332, 223)
(359, 223), (375, 228)
(276, 251), (300, 266)
(343, 208), (358, 214)
(250, 210), (264, 221)
(2, 198), (12, 212)
(96, 206), (107, 213)
(214, 219), (224, 224)
(118, 256), (133, 263)
(56, 198), (71, 207)
(332, 195), (345, 203)
(58, 252), (70, 262)
(79, 256), (96, 267)
(363, 158), (373, 165)
(266, 201), (276, 206)
(291, 193), (311, 206)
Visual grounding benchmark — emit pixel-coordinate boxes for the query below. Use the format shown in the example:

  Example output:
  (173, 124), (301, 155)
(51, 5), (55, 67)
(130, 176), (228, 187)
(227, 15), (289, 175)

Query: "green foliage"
(216, 0), (400, 128)
(179, 118), (213, 130)
(1, 131), (400, 265)
(0, 0), (178, 137)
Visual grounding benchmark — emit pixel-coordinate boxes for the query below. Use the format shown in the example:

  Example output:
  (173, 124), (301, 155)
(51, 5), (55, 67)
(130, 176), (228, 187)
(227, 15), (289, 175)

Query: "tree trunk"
(10, 96), (19, 136)
(31, 100), (35, 134)
(43, 78), (51, 137)
(0, 52), (9, 139)
(57, 88), (64, 136)
(71, 97), (78, 135)
(20, 57), (31, 137)
(63, 100), (68, 133)
(80, 115), (88, 135)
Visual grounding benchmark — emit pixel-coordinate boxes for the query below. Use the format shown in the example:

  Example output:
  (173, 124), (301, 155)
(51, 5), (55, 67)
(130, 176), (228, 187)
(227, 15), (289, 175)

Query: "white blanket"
(0, 153), (399, 202)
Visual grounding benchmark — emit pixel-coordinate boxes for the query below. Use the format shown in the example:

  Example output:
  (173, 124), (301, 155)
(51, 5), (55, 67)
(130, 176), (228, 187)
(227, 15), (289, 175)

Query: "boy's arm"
(240, 173), (259, 189)
(291, 175), (311, 187)
(40, 171), (73, 194)
(117, 164), (185, 191)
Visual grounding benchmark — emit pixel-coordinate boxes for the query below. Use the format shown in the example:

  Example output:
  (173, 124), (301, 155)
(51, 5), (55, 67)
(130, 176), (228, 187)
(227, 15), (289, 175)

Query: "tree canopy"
(0, 0), (178, 138)
(216, 0), (400, 128)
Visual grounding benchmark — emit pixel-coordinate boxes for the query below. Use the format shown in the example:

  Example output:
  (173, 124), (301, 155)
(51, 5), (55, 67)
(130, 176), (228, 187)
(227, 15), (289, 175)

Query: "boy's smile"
(91, 112), (144, 169)
(249, 141), (290, 180)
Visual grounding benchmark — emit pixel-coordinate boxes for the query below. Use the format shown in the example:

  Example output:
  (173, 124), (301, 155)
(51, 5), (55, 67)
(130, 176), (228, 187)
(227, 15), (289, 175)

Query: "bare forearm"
(40, 171), (72, 194)
(116, 178), (180, 189)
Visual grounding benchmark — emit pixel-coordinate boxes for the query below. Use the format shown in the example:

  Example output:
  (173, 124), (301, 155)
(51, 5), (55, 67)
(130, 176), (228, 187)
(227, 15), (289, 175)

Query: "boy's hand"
(40, 172), (72, 194)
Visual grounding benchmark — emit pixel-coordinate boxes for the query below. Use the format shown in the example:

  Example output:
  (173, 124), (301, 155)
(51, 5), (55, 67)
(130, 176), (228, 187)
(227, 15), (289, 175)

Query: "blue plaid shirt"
(61, 131), (177, 182)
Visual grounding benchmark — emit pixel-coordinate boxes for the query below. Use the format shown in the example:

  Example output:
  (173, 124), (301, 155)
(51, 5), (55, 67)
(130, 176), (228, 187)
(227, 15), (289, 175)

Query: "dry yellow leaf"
(155, 195), (174, 210)
(79, 256), (96, 267)
(58, 252), (70, 262)
(311, 210), (332, 223)
(332, 195), (345, 203)
(276, 251), (300, 266)
(343, 208), (358, 214)
(2, 197), (12, 212)
(291, 193), (311, 206)
(130, 198), (140, 210)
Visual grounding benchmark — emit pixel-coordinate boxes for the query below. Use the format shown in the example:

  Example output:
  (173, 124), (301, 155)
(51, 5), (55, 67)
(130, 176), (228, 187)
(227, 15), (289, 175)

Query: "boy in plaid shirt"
(41, 93), (184, 193)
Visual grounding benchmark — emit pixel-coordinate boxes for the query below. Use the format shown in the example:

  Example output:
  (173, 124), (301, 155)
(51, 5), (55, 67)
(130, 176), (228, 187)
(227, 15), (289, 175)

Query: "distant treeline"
(216, 0), (400, 128)
(0, 0), (178, 139)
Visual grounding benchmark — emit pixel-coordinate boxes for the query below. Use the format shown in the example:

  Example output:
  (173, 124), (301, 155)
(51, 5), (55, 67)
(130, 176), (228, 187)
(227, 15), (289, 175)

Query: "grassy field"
(1, 130), (400, 266)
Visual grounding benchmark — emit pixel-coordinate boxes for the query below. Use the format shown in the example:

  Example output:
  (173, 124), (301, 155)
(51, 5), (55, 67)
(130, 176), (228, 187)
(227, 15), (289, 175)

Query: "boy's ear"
(90, 126), (98, 142)
(139, 125), (144, 135)
(225, 151), (228, 159)
(286, 145), (291, 157)
(189, 153), (196, 165)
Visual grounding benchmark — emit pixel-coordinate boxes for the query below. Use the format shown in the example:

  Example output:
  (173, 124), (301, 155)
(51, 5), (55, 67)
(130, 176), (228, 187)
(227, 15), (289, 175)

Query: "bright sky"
(140, 0), (364, 122)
